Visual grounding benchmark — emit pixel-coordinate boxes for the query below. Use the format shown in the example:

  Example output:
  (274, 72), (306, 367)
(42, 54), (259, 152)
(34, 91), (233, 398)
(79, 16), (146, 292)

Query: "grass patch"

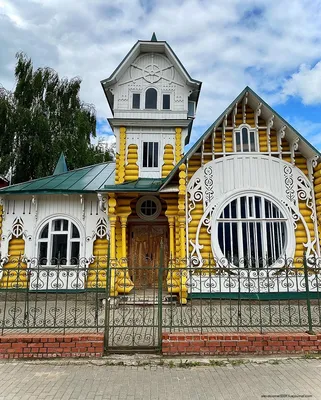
(209, 360), (225, 366)
(229, 359), (246, 366)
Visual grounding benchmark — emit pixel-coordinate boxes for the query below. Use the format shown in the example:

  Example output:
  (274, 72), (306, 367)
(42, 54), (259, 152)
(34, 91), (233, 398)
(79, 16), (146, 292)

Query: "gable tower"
(101, 34), (202, 183)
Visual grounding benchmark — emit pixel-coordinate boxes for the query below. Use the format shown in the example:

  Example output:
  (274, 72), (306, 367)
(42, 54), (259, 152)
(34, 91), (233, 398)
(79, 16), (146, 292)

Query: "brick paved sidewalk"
(0, 357), (321, 399)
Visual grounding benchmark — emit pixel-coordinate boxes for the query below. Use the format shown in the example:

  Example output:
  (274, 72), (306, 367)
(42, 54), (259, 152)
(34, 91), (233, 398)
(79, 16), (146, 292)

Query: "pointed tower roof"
(151, 32), (157, 41)
(53, 152), (68, 175)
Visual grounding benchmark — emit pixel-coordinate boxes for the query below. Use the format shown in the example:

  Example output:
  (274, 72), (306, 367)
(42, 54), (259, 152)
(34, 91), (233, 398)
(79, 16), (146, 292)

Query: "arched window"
(234, 126), (257, 152)
(217, 195), (287, 267)
(38, 219), (81, 265)
(145, 88), (157, 109)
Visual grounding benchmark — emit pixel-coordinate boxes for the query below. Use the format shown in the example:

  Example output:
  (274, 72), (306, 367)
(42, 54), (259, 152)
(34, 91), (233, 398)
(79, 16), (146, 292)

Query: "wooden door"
(129, 224), (168, 288)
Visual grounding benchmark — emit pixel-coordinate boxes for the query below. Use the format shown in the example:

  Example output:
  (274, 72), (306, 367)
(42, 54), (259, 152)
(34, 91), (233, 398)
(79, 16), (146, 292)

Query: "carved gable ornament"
(187, 155), (318, 268)
(120, 53), (183, 87)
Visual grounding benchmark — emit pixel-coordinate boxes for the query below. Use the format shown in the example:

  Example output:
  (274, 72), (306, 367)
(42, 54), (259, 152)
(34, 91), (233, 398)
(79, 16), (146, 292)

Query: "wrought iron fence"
(0, 257), (108, 335)
(1, 255), (321, 347)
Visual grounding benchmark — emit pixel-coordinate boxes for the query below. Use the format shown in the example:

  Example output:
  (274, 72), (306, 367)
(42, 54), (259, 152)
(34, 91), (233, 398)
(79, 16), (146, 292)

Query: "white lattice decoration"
(12, 217), (24, 238)
(187, 155), (318, 269)
(95, 217), (109, 239)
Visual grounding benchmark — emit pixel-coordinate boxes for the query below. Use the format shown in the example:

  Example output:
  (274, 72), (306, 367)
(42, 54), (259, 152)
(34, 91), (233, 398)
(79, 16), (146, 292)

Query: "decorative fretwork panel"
(187, 155), (318, 268)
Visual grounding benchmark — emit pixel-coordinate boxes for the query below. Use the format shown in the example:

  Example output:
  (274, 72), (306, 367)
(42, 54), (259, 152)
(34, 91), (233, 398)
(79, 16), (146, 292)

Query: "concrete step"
(118, 294), (178, 305)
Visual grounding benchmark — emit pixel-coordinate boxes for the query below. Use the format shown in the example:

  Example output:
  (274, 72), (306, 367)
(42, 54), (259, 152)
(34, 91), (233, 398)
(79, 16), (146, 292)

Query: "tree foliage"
(0, 52), (112, 184)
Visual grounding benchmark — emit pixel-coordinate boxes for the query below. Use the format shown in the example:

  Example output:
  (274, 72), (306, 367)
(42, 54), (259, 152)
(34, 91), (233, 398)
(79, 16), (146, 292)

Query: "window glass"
(188, 101), (195, 117)
(250, 130), (255, 151)
(218, 195), (287, 267)
(163, 94), (170, 110)
(63, 219), (68, 231)
(136, 196), (162, 221)
(153, 142), (159, 167)
(71, 242), (80, 265)
(145, 88), (157, 109)
(72, 223), (80, 238)
(235, 131), (241, 151)
(39, 242), (48, 265)
(51, 234), (68, 265)
(40, 224), (48, 238)
(141, 200), (157, 216)
(242, 128), (249, 152)
(143, 142), (148, 168)
(132, 93), (140, 109)
(148, 142), (153, 166)
(53, 219), (62, 231)
(142, 142), (159, 168)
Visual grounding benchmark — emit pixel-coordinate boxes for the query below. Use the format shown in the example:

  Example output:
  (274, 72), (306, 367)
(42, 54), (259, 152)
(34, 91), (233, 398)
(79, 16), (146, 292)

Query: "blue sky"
(1, 0), (321, 152)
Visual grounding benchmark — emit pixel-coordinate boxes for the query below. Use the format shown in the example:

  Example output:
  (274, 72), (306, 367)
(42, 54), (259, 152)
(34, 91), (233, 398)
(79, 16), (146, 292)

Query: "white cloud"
(282, 62), (321, 105)
(1, 0), (321, 146)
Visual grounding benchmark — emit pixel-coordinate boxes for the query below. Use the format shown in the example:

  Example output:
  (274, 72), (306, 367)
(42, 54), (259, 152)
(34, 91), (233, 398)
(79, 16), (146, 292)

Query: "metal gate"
(104, 252), (165, 353)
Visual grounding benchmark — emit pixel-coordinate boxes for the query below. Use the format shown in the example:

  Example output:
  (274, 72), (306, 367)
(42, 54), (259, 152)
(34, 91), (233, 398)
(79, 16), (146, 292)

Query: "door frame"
(128, 221), (169, 287)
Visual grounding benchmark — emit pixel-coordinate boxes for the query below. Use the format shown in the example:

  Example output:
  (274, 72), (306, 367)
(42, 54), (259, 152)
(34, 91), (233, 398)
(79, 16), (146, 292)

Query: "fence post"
(158, 239), (164, 352)
(104, 239), (111, 353)
(303, 254), (315, 335)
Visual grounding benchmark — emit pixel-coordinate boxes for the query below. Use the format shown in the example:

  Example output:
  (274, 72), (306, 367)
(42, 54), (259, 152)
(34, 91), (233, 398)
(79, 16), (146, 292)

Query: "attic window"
(162, 94), (170, 110)
(132, 93), (140, 109)
(234, 126), (258, 152)
(145, 88), (157, 109)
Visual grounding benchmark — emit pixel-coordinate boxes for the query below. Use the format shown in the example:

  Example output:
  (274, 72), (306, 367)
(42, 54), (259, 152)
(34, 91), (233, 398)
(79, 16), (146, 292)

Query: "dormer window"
(132, 93), (140, 109)
(162, 94), (170, 110)
(234, 125), (258, 152)
(145, 88), (157, 109)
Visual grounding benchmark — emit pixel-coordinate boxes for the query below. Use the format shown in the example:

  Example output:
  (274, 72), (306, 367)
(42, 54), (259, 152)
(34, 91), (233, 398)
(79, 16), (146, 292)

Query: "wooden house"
(0, 34), (320, 304)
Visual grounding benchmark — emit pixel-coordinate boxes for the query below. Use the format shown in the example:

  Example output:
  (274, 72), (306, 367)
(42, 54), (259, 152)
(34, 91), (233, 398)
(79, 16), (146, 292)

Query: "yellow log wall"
(87, 238), (109, 288)
(115, 153), (120, 184)
(118, 127), (126, 184)
(270, 129), (278, 152)
(162, 144), (174, 178)
(175, 127), (182, 163)
(125, 144), (139, 181)
(0, 237), (27, 288)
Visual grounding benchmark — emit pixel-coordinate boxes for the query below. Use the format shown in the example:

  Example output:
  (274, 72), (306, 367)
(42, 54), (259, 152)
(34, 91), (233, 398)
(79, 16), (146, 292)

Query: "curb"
(0, 353), (318, 368)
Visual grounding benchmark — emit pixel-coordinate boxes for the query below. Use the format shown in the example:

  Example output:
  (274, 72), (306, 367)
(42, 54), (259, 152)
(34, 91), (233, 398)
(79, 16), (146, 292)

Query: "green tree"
(0, 52), (112, 184)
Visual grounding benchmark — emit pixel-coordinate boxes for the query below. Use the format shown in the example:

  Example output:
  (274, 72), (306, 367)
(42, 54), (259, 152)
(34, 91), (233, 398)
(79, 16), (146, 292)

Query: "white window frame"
(131, 92), (141, 110)
(37, 218), (81, 266)
(141, 140), (160, 175)
(233, 124), (259, 152)
(211, 191), (295, 268)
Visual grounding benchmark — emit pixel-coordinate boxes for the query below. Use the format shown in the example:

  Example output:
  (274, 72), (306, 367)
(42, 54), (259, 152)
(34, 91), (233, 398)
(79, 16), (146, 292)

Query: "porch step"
(118, 294), (178, 305)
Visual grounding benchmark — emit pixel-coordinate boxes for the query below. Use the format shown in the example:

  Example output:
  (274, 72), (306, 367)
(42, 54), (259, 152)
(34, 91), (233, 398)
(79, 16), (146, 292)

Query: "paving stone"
(0, 358), (321, 399)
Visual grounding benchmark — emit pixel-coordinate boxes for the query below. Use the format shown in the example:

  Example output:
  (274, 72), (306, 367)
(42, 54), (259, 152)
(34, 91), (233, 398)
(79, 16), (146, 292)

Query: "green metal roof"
(0, 162), (115, 195)
(53, 152), (68, 175)
(151, 32), (157, 41)
(103, 178), (165, 193)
